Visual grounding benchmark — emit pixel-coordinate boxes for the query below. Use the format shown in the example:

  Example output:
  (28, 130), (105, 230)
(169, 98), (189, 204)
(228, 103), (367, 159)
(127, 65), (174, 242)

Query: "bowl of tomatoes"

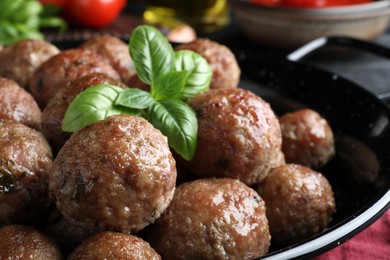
(229, 0), (390, 49)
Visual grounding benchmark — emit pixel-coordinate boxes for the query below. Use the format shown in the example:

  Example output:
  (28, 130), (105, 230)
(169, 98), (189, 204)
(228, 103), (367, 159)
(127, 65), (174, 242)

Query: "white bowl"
(229, 0), (390, 49)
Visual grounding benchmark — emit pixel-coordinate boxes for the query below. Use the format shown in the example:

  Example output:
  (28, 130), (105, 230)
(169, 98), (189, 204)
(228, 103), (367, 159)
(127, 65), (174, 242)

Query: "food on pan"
(49, 114), (177, 234)
(0, 39), (60, 88)
(256, 163), (336, 246)
(67, 231), (161, 260)
(41, 73), (128, 153)
(0, 120), (52, 226)
(0, 77), (42, 130)
(29, 48), (120, 108)
(175, 38), (241, 89)
(179, 87), (285, 185)
(148, 178), (271, 259)
(81, 35), (137, 85)
(279, 108), (335, 169)
(0, 26), (340, 257)
(0, 225), (62, 259)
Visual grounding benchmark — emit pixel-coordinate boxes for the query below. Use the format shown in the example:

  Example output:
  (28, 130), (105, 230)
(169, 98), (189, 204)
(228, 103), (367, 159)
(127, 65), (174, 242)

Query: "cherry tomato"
(66, 0), (127, 28)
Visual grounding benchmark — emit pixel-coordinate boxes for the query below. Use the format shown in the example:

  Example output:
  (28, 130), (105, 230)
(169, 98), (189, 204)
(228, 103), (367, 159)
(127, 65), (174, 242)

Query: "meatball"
(49, 115), (177, 234)
(41, 73), (128, 153)
(180, 88), (285, 185)
(279, 108), (335, 169)
(0, 120), (52, 225)
(256, 164), (335, 246)
(29, 48), (120, 108)
(81, 35), (137, 85)
(0, 225), (62, 259)
(0, 77), (41, 130)
(148, 178), (270, 259)
(175, 38), (240, 89)
(68, 231), (161, 260)
(0, 39), (60, 88)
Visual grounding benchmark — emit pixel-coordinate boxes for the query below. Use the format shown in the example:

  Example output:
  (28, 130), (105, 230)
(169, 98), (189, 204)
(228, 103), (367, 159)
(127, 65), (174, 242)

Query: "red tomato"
(66, 0), (127, 28)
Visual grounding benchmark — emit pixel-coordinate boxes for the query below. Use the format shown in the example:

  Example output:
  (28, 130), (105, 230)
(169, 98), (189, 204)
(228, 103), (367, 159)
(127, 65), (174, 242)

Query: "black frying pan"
(233, 36), (390, 259)
(54, 35), (390, 259)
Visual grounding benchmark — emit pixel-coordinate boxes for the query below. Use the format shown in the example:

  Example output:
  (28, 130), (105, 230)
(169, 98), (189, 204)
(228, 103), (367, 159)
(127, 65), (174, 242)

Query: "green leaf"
(62, 84), (140, 133)
(115, 88), (154, 109)
(151, 71), (188, 101)
(148, 99), (198, 161)
(129, 25), (175, 85)
(0, 0), (24, 19)
(9, 1), (43, 23)
(175, 50), (212, 100)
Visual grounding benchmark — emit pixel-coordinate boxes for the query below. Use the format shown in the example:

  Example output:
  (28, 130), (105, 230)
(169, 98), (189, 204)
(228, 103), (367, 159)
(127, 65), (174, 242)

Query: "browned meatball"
(29, 48), (120, 109)
(148, 178), (270, 259)
(175, 38), (240, 89)
(180, 88), (285, 185)
(0, 77), (41, 130)
(81, 35), (137, 85)
(0, 225), (62, 259)
(41, 73), (128, 153)
(256, 164), (335, 246)
(49, 115), (177, 234)
(0, 39), (60, 88)
(279, 108), (335, 169)
(0, 120), (52, 226)
(68, 231), (161, 260)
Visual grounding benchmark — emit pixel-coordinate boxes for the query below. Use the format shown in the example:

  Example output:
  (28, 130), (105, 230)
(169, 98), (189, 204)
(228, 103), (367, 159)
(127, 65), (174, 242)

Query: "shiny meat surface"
(279, 108), (335, 169)
(0, 120), (52, 225)
(29, 48), (120, 109)
(68, 231), (161, 260)
(181, 88), (285, 185)
(148, 178), (271, 260)
(0, 77), (41, 130)
(256, 163), (336, 246)
(0, 39), (59, 88)
(0, 225), (62, 259)
(49, 115), (177, 234)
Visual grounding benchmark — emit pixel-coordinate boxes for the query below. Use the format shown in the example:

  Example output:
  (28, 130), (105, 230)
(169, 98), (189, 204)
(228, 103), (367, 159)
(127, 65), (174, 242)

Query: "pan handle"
(287, 36), (390, 62)
(287, 36), (390, 103)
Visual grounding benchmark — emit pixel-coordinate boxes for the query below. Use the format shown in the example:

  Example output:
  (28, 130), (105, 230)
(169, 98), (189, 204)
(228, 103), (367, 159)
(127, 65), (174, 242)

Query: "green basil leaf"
(62, 84), (140, 133)
(175, 50), (212, 100)
(115, 88), (154, 109)
(151, 71), (188, 101)
(10, 1), (43, 23)
(129, 25), (175, 85)
(39, 17), (67, 32)
(0, 0), (23, 19)
(148, 99), (197, 161)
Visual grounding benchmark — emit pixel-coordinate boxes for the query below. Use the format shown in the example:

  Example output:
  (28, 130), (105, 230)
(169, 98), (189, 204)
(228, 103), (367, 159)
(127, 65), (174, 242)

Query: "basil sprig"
(0, 0), (67, 45)
(62, 25), (211, 161)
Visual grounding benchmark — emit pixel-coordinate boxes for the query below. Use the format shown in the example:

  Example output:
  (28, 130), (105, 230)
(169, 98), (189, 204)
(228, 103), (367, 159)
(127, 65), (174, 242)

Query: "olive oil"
(143, 0), (229, 32)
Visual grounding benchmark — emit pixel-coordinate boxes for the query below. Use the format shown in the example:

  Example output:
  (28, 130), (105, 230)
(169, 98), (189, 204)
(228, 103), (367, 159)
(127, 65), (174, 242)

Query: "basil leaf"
(151, 71), (187, 101)
(115, 88), (154, 109)
(129, 25), (175, 85)
(0, 0), (23, 19)
(62, 84), (140, 133)
(149, 99), (198, 161)
(175, 50), (212, 100)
